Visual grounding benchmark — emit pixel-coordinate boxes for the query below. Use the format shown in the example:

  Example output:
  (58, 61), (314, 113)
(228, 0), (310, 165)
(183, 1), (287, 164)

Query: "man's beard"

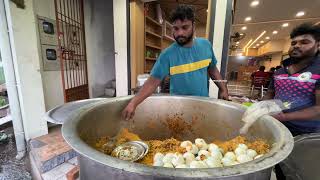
(290, 51), (304, 64)
(289, 45), (319, 64)
(290, 57), (304, 64)
(174, 31), (194, 46)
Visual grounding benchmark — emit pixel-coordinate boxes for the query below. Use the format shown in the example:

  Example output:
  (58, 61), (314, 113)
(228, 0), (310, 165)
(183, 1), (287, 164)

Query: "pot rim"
(62, 95), (294, 178)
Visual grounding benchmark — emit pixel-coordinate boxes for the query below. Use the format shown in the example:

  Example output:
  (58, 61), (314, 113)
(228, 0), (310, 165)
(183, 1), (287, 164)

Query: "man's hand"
(122, 102), (137, 121)
(218, 90), (229, 100)
(208, 66), (229, 100)
(271, 112), (288, 122)
(121, 77), (162, 121)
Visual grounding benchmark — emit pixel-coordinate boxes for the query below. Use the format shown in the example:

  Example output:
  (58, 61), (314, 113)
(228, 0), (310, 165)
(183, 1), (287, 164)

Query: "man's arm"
(263, 89), (275, 100)
(208, 65), (229, 100)
(123, 49), (169, 120)
(263, 74), (275, 100)
(273, 90), (320, 121)
(251, 72), (255, 80)
(122, 77), (161, 120)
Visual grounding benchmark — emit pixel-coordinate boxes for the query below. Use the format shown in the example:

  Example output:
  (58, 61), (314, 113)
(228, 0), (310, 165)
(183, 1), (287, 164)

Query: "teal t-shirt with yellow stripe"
(151, 38), (217, 97)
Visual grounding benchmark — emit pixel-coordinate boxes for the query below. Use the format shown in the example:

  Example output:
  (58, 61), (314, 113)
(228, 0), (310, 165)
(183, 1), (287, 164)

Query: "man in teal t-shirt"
(151, 38), (218, 96)
(123, 5), (228, 120)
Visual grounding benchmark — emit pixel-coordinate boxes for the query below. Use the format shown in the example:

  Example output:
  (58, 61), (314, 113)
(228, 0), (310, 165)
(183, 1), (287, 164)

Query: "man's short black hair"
(170, 5), (195, 23)
(290, 23), (320, 41)
(276, 66), (282, 70)
(259, 66), (265, 71)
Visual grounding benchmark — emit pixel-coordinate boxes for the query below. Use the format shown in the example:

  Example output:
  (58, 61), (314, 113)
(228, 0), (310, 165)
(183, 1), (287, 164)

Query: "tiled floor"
(30, 154), (79, 180)
(41, 162), (75, 180)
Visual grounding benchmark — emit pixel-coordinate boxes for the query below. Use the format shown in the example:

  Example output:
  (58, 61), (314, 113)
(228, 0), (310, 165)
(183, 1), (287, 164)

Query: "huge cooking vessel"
(280, 133), (320, 180)
(62, 95), (294, 180)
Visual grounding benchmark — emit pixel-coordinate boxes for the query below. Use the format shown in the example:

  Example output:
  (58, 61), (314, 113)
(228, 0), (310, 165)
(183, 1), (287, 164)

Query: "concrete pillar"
(5, 0), (48, 140)
(34, 0), (64, 110)
(113, 0), (130, 96)
(208, 0), (233, 98)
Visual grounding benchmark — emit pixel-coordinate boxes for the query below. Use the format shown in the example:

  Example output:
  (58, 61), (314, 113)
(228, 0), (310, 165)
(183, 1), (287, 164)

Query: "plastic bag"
(240, 100), (290, 134)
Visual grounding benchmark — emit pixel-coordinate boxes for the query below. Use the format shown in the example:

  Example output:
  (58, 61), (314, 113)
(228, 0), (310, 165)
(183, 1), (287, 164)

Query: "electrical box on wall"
(37, 16), (60, 71)
(40, 45), (60, 71)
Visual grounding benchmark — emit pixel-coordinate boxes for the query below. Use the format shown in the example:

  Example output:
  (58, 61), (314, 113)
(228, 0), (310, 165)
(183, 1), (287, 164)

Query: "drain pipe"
(0, 0), (26, 159)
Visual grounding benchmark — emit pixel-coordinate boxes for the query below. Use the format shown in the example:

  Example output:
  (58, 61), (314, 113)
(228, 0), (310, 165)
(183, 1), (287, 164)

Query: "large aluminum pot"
(280, 133), (320, 180)
(62, 95), (293, 180)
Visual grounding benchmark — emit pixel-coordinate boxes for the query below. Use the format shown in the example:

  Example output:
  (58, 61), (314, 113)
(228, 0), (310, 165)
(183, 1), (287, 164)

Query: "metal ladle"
(111, 141), (149, 162)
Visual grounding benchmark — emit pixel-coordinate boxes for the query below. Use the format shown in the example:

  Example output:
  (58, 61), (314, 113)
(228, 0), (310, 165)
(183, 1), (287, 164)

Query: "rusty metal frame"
(54, 0), (89, 102)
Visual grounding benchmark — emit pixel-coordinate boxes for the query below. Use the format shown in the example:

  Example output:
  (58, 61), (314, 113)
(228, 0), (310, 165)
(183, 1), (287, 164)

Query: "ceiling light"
(296, 11), (305, 17)
(245, 17), (252, 22)
(241, 26), (247, 30)
(240, 33), (244, 36)
(260, 40), (264, 43)
(247, 30), (266, 49)
(265, 36), (270, 40)
(256, 44), (260, 46)
(282, 23), (289, 27)
(273, 31), (278, 34)
(253, 47), (256, 48)
(243, 39), (253, 51)
(236, 42), (240, 44)
(206, 9), (208, 13)
(250, 1), (259, 7)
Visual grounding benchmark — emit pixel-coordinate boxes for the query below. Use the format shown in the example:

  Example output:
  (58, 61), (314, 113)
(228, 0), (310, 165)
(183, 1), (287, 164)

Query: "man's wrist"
(281, 113), (290, 121)
(274, 112), (289, 122)
(128, 100), (138, 108)
(220, 87), (228, 93)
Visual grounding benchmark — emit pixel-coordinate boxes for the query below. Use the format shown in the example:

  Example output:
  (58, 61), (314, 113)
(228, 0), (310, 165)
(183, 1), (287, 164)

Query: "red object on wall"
(54, 0), (89, 102)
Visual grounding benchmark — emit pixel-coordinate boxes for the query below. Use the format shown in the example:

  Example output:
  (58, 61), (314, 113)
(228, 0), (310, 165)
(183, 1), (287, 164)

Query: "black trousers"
(275, 164), (286, 180)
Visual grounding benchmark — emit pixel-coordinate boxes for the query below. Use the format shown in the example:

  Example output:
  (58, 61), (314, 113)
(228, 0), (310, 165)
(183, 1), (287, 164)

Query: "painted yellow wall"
(283, 38), (291, 54)
(258, 40), (286, 55)
(247, 48), (258, 56)
(130, 0), (145, 88)
(257, 38), (292, 71)
(196, 24), (207, 38)
(258, 38), (292, 56)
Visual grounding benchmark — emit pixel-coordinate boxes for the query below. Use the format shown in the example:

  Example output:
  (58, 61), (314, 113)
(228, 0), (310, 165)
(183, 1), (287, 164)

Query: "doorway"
(54, 0), (89, 102)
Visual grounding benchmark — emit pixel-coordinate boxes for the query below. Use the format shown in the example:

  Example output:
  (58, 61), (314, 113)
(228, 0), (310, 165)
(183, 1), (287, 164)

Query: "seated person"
(251, 66), (270, 88)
